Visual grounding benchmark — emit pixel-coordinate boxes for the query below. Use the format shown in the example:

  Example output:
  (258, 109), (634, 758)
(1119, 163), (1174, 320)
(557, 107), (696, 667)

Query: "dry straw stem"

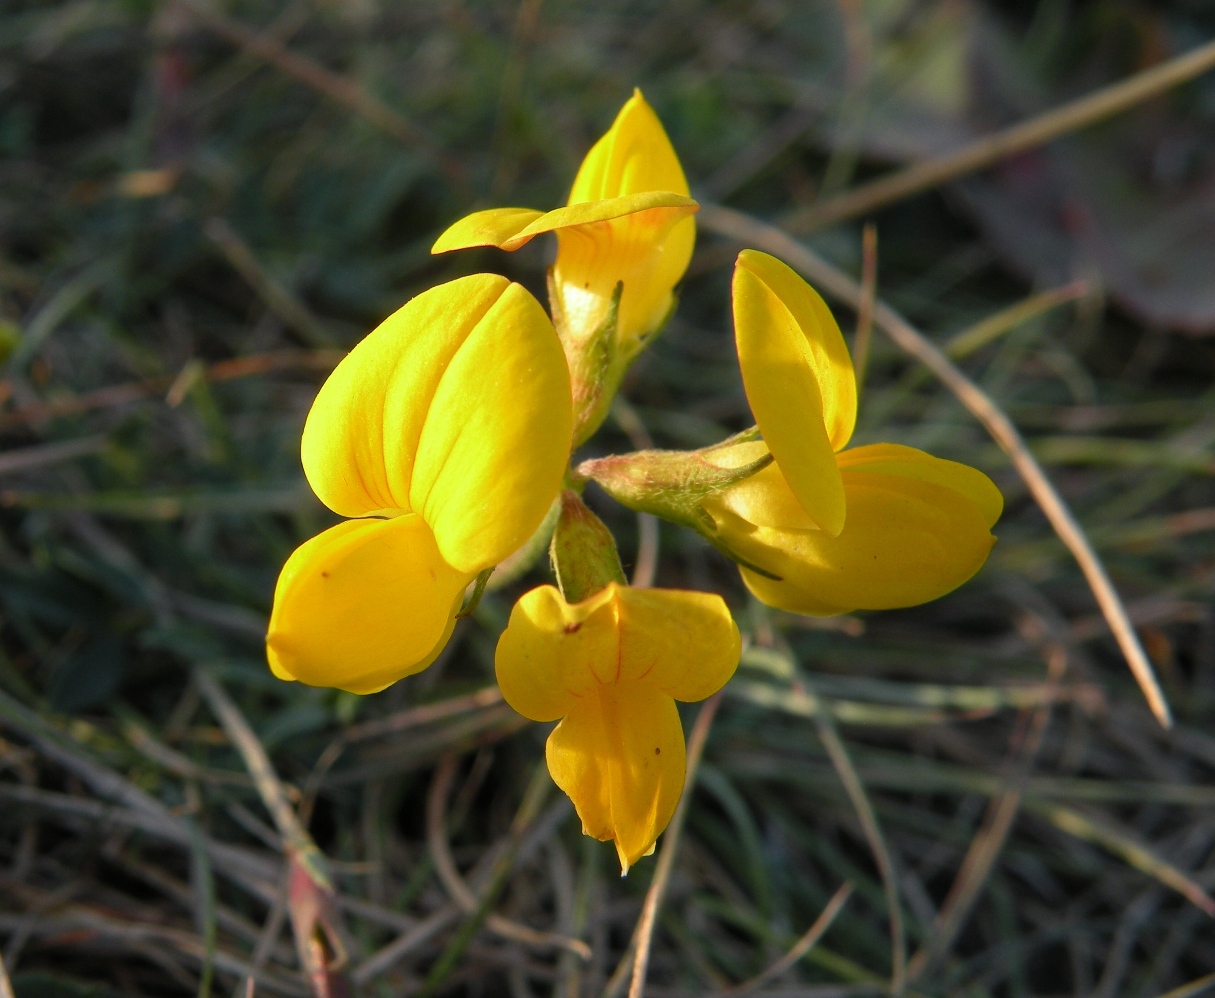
(193, 669), (350, 995)
(944, 281), (1091, 359)
(172, 0), (454, 175)
(1154, 971), (1215, 998)
(0, 953), (14, 998)
(802, 681), (905, 997)
(0, 349), (342, 431)
(626, 692), (723, 998)
(697, 203), (1173, 728)
(906, 641), (1066, 983)
(425, 754), (593, 960)
(204, 218), (337, 348)
(712, 880), (855, 998)
(784, 37), (1215, 233)
(852, 222), (877, 395)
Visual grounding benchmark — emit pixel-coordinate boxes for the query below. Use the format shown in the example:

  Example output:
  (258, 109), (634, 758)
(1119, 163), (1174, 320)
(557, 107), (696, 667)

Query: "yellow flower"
(701, 250), (1002, 614)
(432, 90), (696, 442)
(433, 90), (695, 352)
(267, 274), (573, 694)
(496, 581), (740, 872)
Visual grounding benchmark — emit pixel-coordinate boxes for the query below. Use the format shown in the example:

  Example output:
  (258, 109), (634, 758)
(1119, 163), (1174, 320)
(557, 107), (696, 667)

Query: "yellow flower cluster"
(266, 91), (1001, 871)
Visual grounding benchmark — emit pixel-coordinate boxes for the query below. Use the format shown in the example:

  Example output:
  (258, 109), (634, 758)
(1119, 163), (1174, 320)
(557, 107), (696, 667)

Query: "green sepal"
(576, 440), (782, 579)
(549, 490), (627, 604)
(456, 567), (494, 619)
(560, 280), (623, 448)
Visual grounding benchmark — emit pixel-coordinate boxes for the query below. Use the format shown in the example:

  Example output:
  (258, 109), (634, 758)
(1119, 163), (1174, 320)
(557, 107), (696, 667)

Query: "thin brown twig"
(696, 203), (1172, 728)
(784, 37), (1215, 233)
(204, 218), (337, 348)
(343, 687), (504, 743)
(906, 641), (1067, 982)
(853, 223), (877, 396)
(801, 681), (905, 997)
(0, 952), (14, 998)
(425, 755), (592, 960)
(714, 881), (854, 997)
(944, 281), (1090, 360)
(193, 669), (350, 996)
(627, 692), (724, 998)
(172, 0), (453, 173)
(0, 349), (342, 431)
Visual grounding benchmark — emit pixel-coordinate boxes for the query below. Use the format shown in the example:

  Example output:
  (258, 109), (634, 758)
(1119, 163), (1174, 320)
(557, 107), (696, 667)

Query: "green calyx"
(549, 489), (627, 603)
(574, 430), (781, 580)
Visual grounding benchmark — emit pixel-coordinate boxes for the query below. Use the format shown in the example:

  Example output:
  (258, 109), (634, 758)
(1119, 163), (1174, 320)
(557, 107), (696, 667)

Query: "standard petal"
(494, 584), (619, 722)
(837, 443), (1004, 529)
(615, 588), (740, 702)
(733, 470), (997, 615)
(568, 89), (690, 203)
(508, 192), (697, 245)
(301, 273), (513, 519)
(431, 207), (545, 254)
(733, 254), (850, 536)
(266, 515), (471, 695)
(552, 206), (697, 349)
(409, 282), (573, 572)
(546, 682), (686, 873)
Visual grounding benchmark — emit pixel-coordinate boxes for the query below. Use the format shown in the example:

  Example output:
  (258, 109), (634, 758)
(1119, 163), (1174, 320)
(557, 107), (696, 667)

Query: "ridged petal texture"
(267, 515), (469, 694)
(495, 582), (740, 871)
(300, 273), (573, 574)
(269, 274), (573, 692)
(431, 91), (697, 350)
(706, 442), (1002, 615)
(733, 250), (856, 537)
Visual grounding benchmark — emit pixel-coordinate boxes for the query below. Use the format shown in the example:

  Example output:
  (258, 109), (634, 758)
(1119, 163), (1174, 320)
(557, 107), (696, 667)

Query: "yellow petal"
(302, 273), (510, 518)
(409, 282), (573, 572)
(495, 584), (620, 722)
(266, 515), (471, 694)
(431, 207), (545, 254)
(837, 443), (1004, 529)
(301, 275), (572, 573)
(703, 440), (816, 530)
(552, 204), (696, 351)
(546, 681), (685, 872)
(728, 467), (997, 615)
(568, 89), (690, 203)
(615, 588), (740, 702)
(733, 250), (857, 536)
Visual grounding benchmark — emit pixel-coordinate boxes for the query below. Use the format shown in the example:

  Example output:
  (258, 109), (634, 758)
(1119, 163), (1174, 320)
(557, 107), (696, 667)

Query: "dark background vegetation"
(3, 0), (1215, 995)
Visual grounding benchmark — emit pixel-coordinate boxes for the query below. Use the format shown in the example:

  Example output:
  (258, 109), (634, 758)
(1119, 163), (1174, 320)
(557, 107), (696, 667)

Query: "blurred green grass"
(3, 0), (1215, 996)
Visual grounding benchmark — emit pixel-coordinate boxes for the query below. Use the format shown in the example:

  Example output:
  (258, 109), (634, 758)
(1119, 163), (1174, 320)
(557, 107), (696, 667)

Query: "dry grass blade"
(172, 0), (450, 169)
(697, 203), (1173, 728)
(852, 223), (877, 396)
(907, 643), (1066, 982)
(801, 682), (905, 996)
(0, 349), (341, 431)
(425, 754), (592, 960)
(342, 687), (504, 743)
(193, 669), (350, 996)
(0, 952), (14, 998)
(944, 281), (1090, 359)
(715, 881), (855, 997)
(783, 37), (1215, 233)
(1154, 972), (1215, 998)
(205, 219), (336, 348)
(627, 692), (723, 998)
(1033, 802), (1215, 916)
